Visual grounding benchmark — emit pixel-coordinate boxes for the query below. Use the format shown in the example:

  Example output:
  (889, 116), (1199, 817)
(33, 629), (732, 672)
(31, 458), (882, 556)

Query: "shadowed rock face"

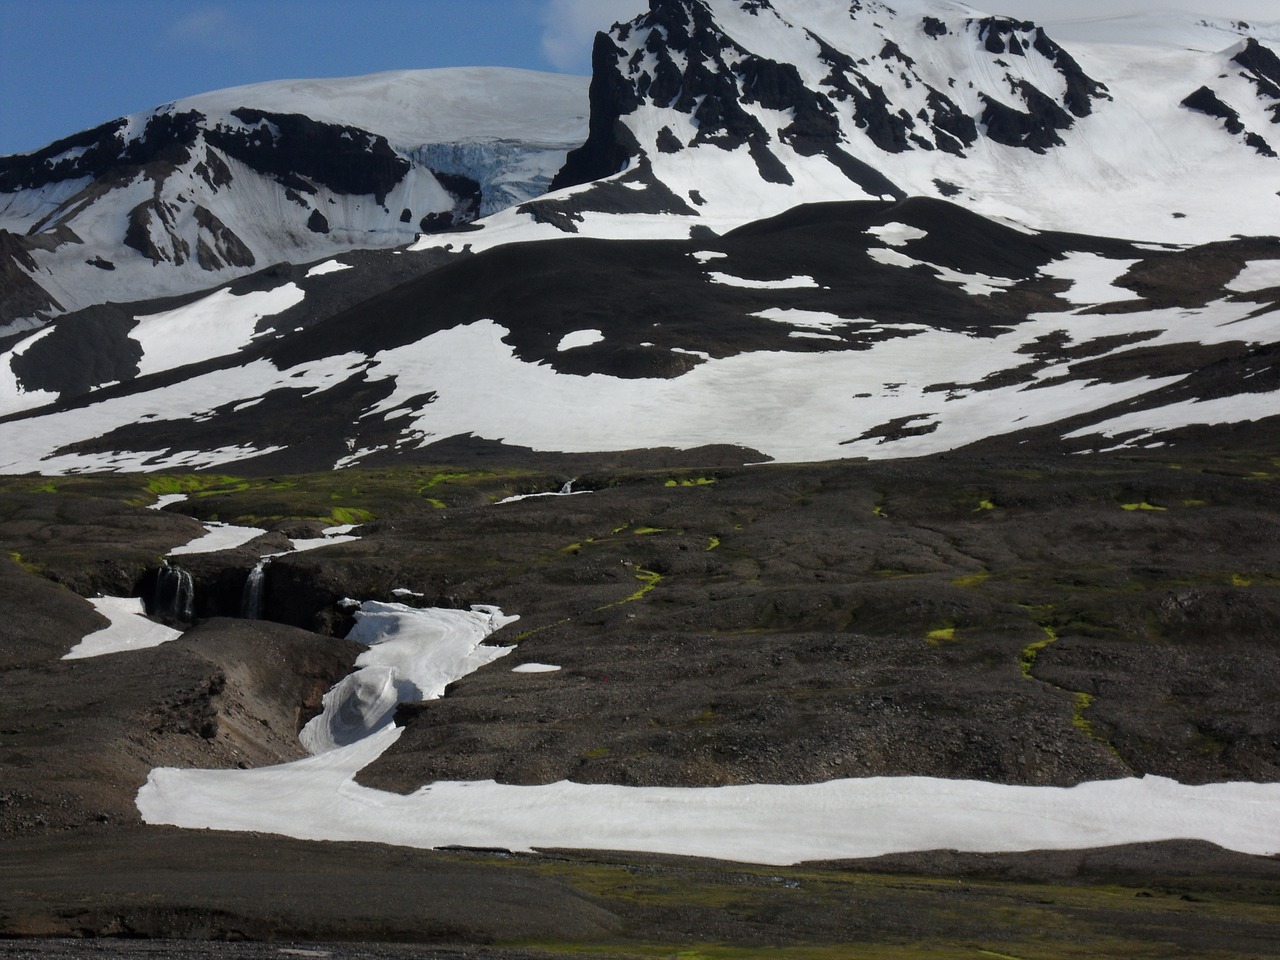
(206, 109), (411, 205)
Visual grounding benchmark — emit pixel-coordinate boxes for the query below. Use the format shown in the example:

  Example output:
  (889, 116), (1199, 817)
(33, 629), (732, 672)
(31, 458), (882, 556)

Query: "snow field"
(3, 281), (1277, 473)
(137, 601), (1280, 864)
(131, 284), (305, 378)
(62, 596), (183, 660)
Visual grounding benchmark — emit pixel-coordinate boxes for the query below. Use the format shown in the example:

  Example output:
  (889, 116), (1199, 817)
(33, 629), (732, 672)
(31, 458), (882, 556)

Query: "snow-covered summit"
(1, 1), (1278, 475)
(483, 0), (1280, 246)
(0, 68), (588, 330)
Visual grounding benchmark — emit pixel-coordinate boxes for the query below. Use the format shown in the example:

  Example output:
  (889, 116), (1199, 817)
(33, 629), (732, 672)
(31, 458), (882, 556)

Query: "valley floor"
(2, 438), (1279, 955)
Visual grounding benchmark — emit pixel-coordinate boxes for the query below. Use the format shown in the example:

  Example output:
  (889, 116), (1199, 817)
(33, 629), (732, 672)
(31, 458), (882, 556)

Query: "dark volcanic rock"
(0, 113), (202, 193)
(0, 613), (360, 835)
(206, 109), (410, 204)
(1183, 84), (1247, 136)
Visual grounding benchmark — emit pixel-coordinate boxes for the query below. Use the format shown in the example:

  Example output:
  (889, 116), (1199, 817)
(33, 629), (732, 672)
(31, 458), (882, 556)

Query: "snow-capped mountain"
(1, 0), (1278, 475)
(0, 68), (588, 331)
(520, 0), (1280, 244)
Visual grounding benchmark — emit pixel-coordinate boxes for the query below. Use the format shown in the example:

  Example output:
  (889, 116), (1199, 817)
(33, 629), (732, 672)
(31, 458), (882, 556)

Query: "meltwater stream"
(150, 562), (194, 623)
(240, 559), (268, 620)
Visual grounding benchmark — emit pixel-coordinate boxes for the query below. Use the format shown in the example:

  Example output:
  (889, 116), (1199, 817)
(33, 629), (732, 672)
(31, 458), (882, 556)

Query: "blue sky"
(3, 0), (1277, 157)
(0, 0), (642, 155)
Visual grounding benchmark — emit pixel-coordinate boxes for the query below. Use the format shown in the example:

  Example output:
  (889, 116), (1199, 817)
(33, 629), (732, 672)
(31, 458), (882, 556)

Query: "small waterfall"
(558, 478), (576, 494)
(240, 559), (268, 620)
(152, 562), (194, 623)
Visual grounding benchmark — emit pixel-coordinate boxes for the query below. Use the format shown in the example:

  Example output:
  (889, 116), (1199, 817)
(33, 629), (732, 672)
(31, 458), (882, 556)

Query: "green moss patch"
(1019, 626), (1059, 680)
(623, 568), (663, 603)
(925, 625), (957, 646)
(952, 570), (989, 588)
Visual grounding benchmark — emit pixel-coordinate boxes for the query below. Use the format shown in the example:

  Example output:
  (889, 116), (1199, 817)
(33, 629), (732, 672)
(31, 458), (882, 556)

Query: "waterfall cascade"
(151, 562), (194, 623)
(241, 559), (268, 620)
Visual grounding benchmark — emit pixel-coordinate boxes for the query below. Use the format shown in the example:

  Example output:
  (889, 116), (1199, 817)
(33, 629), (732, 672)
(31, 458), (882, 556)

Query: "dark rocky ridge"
(206, 109), (411, 205)
(6, 196), (1278, 475)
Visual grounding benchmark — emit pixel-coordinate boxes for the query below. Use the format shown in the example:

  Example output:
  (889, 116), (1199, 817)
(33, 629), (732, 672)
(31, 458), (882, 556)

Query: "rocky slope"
(1, 1), (1279, 475)
(0, 68), (588, 331)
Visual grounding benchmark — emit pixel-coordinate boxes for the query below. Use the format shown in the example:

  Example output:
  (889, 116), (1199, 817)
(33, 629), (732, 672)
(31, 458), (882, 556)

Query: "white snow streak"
(63, 597), (182, 660)
(305, 260), (353, 278)
(168, 521), (266, 556)
(557, 329), (604, 351)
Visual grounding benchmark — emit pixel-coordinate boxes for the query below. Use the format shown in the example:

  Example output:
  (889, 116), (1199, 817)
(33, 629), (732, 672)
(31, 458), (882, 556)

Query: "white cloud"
(163, 7), (240, 52)
(541, 0), (647, 72)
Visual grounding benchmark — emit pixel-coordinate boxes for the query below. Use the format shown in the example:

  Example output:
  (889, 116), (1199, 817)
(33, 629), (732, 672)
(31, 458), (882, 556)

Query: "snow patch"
(1227, 260), (1280, 294)
(305, 260), (353, 278)
(148, 493), (188, 511)
(867, 249), (1017, 297)
(867, 223), (928, 247)
(131, 285), (305, 378)
(63, 596), (183, 660)
(707, 272), (821, 290)
(1039, 253), (1142, 305)
(557, 329), (604, 351)
(169, 521), (267, 556)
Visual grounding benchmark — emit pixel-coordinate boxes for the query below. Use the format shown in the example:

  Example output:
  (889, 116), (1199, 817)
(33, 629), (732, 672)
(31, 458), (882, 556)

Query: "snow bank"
(138, 600), (1280, 865)
(298, 602), (516, 754)
(63, 596), (182, 660)
(169, 521), (267, 556)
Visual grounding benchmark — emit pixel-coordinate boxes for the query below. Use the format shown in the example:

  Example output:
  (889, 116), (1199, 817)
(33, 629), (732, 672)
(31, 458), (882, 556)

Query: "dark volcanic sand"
(2, 444), (1280, 954)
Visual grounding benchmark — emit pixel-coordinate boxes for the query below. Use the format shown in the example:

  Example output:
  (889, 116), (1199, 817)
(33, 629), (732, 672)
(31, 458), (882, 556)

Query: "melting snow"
(131, 284), (305, 378)
(1039, 253), (1143, 305)
(137, 600), (1280, 864)
(1226, 260), (1280, 294)
(753, 308), (862, 330)
(169, 521), (267, 556)
(512, 663), (562, 673)
(707, 272), (821, 289)
(867, 248), (1017, 297)
(148, 493), (189, 511)
(297, 603), (516, 754)
(1064, 390), (1280, 446)
(867, 223), (928, 247)
(305, 260), (353, 278)
(63, 597), (182, 660)
(557, 329), (604, 351)
(0, 326), (60, 417)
